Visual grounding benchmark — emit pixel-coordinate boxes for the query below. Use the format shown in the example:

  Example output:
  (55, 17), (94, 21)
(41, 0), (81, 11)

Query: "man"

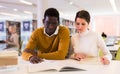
(22, 8), (70, 64)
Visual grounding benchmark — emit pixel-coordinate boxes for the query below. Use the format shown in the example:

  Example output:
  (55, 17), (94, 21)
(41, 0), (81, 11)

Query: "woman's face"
(75, 18), (89, 33)
(8, 26), (13, 33)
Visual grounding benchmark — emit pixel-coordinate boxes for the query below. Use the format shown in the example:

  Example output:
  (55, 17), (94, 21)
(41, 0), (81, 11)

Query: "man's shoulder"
(58, 26), (70, 36)
(33, 27), (44, 32)
(59, 26), (69, 31)
(32, 27), (44, 35)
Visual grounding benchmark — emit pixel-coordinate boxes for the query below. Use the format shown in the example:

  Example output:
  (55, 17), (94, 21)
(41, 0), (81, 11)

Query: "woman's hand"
(4, 40), (8, 43)
(100, 57), (110, 65)
(74, 53), (87, 61)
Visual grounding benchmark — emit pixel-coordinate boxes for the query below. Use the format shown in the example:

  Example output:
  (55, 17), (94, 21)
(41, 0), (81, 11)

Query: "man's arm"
(22, 49), (43, 64)
(22, 30), (38, 61)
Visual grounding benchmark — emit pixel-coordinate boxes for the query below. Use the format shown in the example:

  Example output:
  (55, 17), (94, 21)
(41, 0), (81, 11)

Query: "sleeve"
(97, 34), (112, 61)
(69, 36), (75, 59)
(38, 27), (70, 60)
(22, 31), (38, 61)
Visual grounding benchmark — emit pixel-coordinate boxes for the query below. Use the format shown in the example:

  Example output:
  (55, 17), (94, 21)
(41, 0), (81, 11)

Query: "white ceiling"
(0, 0), (120, 20)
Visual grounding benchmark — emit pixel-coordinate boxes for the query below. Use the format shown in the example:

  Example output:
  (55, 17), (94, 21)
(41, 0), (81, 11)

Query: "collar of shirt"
(78, 29), (89, 37)
(44, 26), (59, 37)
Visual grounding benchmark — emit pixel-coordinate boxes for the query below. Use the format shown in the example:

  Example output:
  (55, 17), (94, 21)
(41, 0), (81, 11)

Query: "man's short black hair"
(44, 8), (60, 24)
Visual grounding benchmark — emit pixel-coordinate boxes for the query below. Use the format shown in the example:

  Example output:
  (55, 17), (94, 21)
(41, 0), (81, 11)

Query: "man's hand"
(29, 56), (43, 64)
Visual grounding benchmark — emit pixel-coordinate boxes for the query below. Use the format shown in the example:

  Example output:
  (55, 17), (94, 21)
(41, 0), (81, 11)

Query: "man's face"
(43, 16), (58, 35)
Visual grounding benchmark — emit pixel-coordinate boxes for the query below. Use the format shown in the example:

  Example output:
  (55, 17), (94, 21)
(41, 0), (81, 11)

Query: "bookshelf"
(21, 20), (37, 50)
(60, 18), (75, 36)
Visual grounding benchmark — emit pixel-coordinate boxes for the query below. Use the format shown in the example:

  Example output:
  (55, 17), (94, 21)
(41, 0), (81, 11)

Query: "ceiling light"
(0, 5), (3, 8)
(24, 11), (32, 14)
(109, 0), (118, 13)
(0, 12), (20, 17)
(0, 5), (6, 8)
(69, 1), (73, 5)
(13, 9), (18, 11)
(20, 0), (32, 5)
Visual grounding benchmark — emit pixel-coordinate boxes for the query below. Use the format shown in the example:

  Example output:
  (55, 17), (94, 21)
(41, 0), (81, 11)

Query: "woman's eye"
(82, 23), (85, 26)
(76, 23), (80, 25)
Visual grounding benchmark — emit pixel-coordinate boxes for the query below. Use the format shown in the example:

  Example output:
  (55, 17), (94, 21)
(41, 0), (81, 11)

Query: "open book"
(28, 60), (86, 72)
(39, 66), (86, 72)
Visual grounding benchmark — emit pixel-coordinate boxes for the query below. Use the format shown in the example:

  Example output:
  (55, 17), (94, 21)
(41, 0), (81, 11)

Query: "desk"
(0, 57), (120, 74)
(107, 45), (120, 52)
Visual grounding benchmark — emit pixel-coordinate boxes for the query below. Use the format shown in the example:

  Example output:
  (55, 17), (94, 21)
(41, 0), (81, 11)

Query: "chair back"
(18, 40), (23, 56)
(115, 47), (120, 60)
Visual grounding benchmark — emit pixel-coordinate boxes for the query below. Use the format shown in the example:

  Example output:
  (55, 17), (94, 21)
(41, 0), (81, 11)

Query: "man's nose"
(49, 24), (54, 29)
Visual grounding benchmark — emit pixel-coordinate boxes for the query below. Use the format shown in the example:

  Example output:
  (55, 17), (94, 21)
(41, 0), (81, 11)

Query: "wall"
(93, 15), (120, 36)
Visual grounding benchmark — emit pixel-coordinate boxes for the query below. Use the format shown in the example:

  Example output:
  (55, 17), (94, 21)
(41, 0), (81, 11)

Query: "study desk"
(0, 57), (120, 74)
(107, 45), (120, 52)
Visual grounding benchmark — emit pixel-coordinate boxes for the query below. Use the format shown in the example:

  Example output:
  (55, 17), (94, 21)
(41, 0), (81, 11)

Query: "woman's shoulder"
(88, 30), (100, 36)
(71, 33), (79, 38)
(88, 30), (102, 40)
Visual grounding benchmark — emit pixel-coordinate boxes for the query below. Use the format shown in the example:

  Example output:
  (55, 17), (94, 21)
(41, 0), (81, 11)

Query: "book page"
(59, 66), (86, 72)
(28, 60), (61, 72)
(28, 59), (86, 72)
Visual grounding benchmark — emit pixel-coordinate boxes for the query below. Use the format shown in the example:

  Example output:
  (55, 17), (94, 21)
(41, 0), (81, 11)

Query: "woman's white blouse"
(71, 30), (112, 61)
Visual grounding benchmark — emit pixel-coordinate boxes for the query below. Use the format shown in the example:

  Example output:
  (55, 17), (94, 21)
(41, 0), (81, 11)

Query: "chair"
(99, 50), (104, 57)
(115, 39), (120, 60)
(118, 40), (120, 45)
(115, 47), (120, 60)
(18, 40), (23, 56)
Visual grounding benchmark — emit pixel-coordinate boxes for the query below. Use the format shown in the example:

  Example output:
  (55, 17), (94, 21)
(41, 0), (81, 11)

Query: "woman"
(6, 25), (19, 48)
(70, 10), (112, 65)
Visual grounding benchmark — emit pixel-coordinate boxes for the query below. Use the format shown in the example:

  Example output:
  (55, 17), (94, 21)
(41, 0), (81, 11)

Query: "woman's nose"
(78, 24), (82, 28)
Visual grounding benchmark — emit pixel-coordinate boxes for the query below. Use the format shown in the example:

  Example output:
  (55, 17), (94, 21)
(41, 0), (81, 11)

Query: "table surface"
(0, 57), (120, 74)
(107, 45), (120, 51)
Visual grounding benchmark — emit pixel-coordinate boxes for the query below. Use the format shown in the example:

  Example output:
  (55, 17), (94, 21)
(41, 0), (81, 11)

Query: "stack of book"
(0, 50), (18, 66)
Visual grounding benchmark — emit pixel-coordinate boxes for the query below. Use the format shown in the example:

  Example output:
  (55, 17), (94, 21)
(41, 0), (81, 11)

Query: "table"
(0, 57), (120, 74)
(107, 45), (120, 52)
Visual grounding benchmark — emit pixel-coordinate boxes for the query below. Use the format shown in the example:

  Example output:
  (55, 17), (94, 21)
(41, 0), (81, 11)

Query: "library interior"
(0, 0), (120, 74)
